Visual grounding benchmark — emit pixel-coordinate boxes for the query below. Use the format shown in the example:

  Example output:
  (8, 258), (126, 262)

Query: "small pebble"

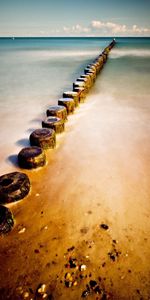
(80, 264), (87, 271)
(65, 273), (73, 281)
(18, 227), (26, 234)
(112, 239), (117, 244)
(81, 290), (90, 298)
(67, 246), (75, 252)
(100, 224), (109, 230)
(89, 280), (97, 288)
(108, 253), (116, 261)
(65, 281), (73, 288)
(34, 249), (40, 254)
(94, 286), (101, 294)
(42, 293), (48, 299)
(23, 292), (29, 299)
(38, 284), (47, 294)
(68, 258), (77, 268)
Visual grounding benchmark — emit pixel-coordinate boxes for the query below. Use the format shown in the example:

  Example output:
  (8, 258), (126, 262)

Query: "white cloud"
(91, 20), (104, 29)
(61, 20), (150, 36)
(90, 20), (126, 32)
(63, 24), (90, 34)
(91, 20), (126, 34)
(131, 24), (150, 34)
(90, 20), (150, 35)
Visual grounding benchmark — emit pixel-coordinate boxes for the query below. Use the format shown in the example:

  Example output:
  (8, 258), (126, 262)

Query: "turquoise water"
(0, 37), (150, 173)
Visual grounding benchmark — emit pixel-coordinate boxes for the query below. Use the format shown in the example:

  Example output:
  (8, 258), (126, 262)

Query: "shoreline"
(0, 85), (150, 299)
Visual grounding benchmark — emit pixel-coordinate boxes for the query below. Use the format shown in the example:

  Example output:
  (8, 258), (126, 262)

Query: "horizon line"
(0, 36), (150, 38)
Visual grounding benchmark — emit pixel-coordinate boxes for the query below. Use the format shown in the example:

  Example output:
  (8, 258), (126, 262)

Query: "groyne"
(0, 39), (116, 234)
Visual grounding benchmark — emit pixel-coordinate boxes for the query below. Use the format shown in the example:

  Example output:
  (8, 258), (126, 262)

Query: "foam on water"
(36, 49), (100, 58)
(110, 48), (150, 58)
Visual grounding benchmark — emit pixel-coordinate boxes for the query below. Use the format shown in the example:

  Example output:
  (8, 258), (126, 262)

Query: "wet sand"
(0, 76), (150, 299)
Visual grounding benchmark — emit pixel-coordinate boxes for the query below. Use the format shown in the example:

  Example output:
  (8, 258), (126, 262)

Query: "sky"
(0, 0), (150, 37)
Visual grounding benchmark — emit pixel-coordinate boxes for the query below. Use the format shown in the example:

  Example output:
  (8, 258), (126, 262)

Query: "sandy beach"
(0, 66), (150, 300)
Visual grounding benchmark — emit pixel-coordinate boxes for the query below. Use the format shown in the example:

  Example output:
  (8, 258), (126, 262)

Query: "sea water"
(0, 37), (150, 174)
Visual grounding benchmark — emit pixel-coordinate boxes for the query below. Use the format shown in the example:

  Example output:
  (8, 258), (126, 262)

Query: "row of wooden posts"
(0, 39), (116, 234)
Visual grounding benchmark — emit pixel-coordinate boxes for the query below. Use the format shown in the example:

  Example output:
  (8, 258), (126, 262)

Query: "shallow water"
(0, 37), (150, 173)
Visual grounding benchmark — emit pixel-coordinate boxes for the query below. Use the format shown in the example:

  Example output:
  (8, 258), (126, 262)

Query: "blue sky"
(0, 0), (150, 36)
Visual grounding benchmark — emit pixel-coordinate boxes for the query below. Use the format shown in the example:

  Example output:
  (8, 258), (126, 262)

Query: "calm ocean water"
(0, 37), (150, 173)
